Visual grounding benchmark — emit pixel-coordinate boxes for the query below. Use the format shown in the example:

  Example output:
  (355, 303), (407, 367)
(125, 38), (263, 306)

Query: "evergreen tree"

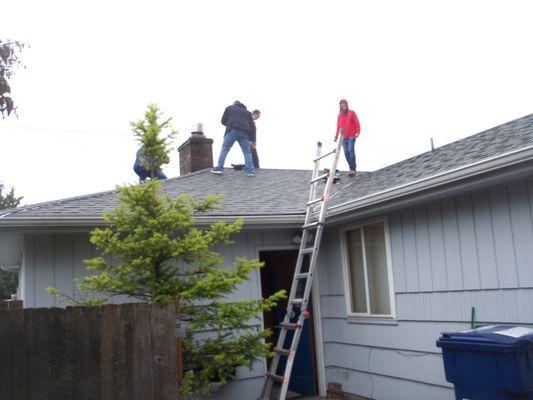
(131, 103), (175, 179)
(0, 183), (22, 299)
(49, 105), (284, 394)
(0, 272), (18, 300)
(0, 183), (23, 210)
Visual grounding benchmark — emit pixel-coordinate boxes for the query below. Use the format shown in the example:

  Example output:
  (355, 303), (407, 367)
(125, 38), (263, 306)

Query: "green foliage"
(0, 39), (26, 118)
(45, 286), (106, 307)
(0, 183), (22, 299)
(0, 270), (17, 300)
(49, 179), (284, 394)
(0, 182), (23, 210)
(131, 103), (176, 179)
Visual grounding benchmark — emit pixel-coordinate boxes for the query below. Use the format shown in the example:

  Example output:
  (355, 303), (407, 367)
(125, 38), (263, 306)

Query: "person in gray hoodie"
(211, 101), (256, 176)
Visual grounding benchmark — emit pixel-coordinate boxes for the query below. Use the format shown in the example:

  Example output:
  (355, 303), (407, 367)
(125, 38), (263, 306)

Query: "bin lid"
(437, 325), (533, 351)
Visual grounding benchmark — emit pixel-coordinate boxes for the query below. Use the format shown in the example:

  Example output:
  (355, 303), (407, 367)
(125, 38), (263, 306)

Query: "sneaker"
(247, 172), (255, 177)
(211, 169), (223, 175)
(348, 170), (357, 177)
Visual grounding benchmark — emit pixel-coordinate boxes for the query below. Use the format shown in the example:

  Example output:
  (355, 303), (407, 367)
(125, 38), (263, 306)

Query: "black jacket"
(221, 101), (256, 142)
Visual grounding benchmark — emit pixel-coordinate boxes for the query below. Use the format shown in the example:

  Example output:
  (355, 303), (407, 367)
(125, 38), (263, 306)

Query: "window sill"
(346, 315), (399, 325)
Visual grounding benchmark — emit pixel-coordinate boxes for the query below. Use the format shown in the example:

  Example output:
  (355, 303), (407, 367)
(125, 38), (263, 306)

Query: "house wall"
(22, 228), (297, 400)
(317, 177), (533, 400)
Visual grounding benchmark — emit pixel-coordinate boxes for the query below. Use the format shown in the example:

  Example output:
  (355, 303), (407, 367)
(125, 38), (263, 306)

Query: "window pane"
(364, 222), (391, 315)
(346, 228), (367, 313)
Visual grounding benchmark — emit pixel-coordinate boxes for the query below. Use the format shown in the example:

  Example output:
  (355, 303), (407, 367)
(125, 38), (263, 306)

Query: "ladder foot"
(266, 372), (285, 382)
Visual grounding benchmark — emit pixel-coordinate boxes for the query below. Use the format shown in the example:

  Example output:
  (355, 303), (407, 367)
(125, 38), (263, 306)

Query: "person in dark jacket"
(212, 101), (256, 176)
(250, 109), (261, 169)
(335, 99), (360, 176)
(133, 147), (167, 183)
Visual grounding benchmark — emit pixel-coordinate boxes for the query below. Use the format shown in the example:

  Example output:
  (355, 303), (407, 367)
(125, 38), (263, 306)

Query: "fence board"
(100, 304), (127, 400)
(151, 303), (179, 399)
(73, 306), (102, 399)
(0, 309), (26, 399)
(127, 302), (154, 400)
(48, 307), (74, 400)
(25, 308), (51, 400)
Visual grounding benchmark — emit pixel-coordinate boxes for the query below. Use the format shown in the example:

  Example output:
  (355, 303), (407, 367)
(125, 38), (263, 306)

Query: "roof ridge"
(371, 112), (533, 174)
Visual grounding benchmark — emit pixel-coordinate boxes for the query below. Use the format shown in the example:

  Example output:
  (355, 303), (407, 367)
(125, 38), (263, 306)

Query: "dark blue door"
(260, 250), (317, 396)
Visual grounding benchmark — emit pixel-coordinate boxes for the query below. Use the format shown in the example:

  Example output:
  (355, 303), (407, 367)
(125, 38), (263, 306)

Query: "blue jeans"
(133, 162), (167, 183)
(342, 136), (357, 171)
(215, 129), (255, 174)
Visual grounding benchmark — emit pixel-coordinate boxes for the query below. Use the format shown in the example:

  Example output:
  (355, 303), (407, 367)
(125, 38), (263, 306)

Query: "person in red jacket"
(335, 99), (360, 176)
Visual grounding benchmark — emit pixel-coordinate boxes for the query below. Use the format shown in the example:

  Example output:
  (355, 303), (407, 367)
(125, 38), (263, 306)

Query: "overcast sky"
(2, 0), (533, 205)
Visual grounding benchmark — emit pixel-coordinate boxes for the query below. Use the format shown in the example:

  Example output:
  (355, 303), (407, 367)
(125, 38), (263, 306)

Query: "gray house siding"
(21, 228), (297, 400)
(317, 177), (533, 400)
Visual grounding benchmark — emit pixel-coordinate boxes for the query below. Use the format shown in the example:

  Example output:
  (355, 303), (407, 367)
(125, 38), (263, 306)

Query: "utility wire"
(6, 125), (401, 147)
(3, 125), (132, 137)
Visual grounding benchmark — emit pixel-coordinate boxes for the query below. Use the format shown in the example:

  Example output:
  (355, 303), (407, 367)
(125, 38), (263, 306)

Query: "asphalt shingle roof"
(2, 113), (533, 221)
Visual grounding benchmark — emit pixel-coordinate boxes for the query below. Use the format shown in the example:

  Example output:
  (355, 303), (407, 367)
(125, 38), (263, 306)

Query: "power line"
(4, 125), (133, 137)
(4, 125), (405, 149)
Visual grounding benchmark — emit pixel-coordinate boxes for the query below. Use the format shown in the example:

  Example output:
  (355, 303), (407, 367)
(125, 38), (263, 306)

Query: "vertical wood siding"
(318, 178), (533, 400)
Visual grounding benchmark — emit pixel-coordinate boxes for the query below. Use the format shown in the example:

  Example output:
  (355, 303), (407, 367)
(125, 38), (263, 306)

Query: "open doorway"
(259, 249), (318, 397)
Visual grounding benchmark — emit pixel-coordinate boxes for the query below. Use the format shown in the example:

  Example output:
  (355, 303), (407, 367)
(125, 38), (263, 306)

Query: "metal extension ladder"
(258, 133), (344, 400)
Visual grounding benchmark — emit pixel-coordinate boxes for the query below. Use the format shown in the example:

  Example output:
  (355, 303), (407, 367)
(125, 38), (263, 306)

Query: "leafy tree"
(0, 272), (18, 300)
(131, 103), (176, 179)
(0, 39), (25, 118)
(0, 183), (22, 299)
(49, 105), (284, 394)
(0, 183), (23, 210)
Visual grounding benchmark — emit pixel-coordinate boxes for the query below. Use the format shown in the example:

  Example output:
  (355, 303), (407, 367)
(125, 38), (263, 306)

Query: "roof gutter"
(328, 144), (533, 217)
(0, 214), (305, 228)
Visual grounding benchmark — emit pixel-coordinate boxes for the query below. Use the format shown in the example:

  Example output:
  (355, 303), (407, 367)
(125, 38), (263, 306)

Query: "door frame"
(256, 245), (326, 397)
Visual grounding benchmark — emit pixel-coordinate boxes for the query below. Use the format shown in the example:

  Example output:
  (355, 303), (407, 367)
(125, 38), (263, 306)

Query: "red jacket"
(336, 110), (360, 140)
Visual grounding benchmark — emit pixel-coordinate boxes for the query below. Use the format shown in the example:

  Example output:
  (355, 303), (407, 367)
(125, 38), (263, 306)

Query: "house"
(1, 114), (533, 399)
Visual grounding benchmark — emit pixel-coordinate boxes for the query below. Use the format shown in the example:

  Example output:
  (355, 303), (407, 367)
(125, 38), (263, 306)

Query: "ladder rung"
(300, 247), (314, 254)
(310, 173), (329, 184)
(313, 149), (336, 162)
(302, 221), (321, 230)
(307, 195), (326, 206)
(279, 322), (302, 330)
(266, 372), (285, 382)
(273, 347), (291, 356)
(291, 298), (304, 305)
(294, 272), (309, 279)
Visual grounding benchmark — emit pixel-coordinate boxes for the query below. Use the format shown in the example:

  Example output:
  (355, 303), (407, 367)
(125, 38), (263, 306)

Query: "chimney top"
(191, 123), (204, 136)
(178, 123), (213, 175)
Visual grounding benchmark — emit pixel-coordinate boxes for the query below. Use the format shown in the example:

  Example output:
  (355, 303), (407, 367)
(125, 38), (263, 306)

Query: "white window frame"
(340, 217), (396, 321)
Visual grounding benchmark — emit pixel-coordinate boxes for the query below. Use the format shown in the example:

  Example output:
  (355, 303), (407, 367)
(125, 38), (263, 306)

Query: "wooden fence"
(0, 299), (23, 310)
(0, 302), (178, 400)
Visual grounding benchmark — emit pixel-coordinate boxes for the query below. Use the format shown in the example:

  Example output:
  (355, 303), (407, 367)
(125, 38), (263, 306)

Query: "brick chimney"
(178, 123), (214, 175)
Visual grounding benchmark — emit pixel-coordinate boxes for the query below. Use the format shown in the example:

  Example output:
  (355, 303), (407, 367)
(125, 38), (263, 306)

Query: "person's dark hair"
(252, 109), (261, 115)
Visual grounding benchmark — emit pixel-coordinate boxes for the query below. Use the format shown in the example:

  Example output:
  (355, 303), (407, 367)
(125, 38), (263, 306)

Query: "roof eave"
(328, 144), (533, 217)
(0, 214), (305, 228)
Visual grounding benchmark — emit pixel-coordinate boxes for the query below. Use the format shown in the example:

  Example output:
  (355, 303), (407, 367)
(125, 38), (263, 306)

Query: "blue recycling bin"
(436, 325), (533, 400)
